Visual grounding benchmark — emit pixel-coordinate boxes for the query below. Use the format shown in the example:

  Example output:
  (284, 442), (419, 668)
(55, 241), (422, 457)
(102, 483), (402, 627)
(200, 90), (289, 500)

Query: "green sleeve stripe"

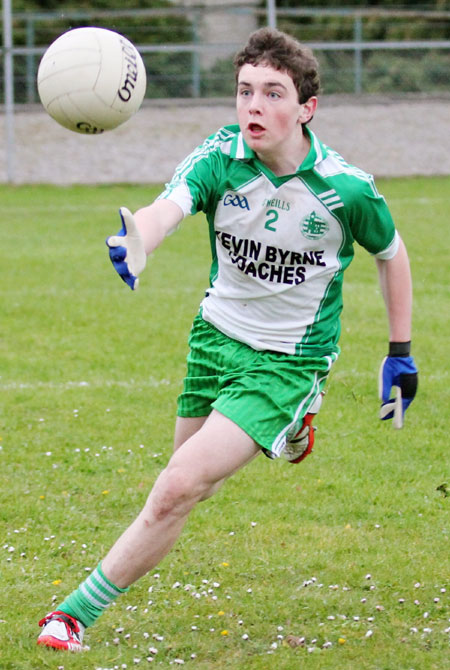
(171, 127), (233, 183)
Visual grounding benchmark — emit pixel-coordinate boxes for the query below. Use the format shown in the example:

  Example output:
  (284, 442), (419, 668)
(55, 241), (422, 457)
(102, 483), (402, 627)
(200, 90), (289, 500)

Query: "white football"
(37, 27), (147, 134)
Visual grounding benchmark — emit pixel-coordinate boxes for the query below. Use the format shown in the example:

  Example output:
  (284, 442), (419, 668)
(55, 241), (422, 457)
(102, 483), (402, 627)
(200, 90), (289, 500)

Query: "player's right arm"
(134, 199), (184, 254)
(107, 125), (228, 289)
(106, 199), (184, 290)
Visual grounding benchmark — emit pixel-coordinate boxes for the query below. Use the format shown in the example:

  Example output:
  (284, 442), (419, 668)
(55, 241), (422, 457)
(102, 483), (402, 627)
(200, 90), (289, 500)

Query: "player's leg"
(101, 409), (259, 587)
(38, 410), (259, 650)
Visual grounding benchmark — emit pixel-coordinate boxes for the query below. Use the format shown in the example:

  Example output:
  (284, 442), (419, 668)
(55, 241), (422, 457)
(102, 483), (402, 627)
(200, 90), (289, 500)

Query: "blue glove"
(379, 344), (418, 428)
(106, 207), (146, 290)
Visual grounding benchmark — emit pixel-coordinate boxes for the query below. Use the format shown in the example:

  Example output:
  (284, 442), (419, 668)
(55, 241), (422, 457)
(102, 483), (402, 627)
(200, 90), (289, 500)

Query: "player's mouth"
(247, 122), (266, 137)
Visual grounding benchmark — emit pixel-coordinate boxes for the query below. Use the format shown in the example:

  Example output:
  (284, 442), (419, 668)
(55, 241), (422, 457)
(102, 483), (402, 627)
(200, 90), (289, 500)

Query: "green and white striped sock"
(57, 563), (129, 628)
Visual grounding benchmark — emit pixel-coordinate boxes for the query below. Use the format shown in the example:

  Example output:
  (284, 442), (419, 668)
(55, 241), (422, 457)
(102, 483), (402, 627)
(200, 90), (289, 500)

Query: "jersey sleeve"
(157, 131), (225, 217)
(347, 176), (398, 258)
(373, 230), (399, 260)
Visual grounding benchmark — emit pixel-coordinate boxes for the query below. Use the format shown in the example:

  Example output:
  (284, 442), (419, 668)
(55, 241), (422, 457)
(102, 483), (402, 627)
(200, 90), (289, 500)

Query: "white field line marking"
(0, 377), (174, 391)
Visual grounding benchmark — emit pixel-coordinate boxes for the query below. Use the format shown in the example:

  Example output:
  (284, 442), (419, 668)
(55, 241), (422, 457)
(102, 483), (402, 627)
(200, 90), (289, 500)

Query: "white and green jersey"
(159, 124), (398, 356)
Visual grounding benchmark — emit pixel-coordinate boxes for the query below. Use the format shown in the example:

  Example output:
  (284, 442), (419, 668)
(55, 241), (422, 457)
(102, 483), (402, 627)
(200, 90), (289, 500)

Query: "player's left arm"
(376, 235), (418, 427)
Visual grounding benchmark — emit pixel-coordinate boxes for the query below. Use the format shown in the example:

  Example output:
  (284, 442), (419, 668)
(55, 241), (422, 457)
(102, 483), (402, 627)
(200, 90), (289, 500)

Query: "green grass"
(1, 178), (449, 670)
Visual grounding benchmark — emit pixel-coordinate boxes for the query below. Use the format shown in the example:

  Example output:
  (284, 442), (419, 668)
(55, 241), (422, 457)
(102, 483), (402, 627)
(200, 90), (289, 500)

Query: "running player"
(37, 27), (418, 651)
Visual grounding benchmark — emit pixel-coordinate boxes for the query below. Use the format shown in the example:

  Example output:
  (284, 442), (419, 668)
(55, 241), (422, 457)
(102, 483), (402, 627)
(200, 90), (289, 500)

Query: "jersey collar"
(221, 124), (327, 174)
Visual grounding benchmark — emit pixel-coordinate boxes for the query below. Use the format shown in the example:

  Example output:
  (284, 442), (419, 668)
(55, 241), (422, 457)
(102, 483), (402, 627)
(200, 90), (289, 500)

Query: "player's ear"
(298, 96), (318, 125)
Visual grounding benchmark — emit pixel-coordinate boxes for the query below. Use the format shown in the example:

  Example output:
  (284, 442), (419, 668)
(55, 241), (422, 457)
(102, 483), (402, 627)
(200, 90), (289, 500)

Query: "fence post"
(2, 0), (15, 182)
(26, 15), (36, 103)
(353, 14), (363, 94)
(191, 9), (201, 97)
(266, 0), (277, 29)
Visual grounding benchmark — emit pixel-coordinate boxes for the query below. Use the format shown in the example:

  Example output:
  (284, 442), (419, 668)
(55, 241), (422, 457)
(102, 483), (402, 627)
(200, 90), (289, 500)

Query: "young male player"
(37, 27), (418, 651)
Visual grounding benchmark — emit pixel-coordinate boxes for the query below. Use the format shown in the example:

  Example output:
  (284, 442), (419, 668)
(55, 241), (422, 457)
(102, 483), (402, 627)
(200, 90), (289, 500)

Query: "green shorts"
(177, 316), (338, 458)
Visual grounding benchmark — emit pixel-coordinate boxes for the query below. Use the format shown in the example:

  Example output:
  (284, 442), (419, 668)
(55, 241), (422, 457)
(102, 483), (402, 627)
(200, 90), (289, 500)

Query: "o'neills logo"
(118, 39), (139, 102)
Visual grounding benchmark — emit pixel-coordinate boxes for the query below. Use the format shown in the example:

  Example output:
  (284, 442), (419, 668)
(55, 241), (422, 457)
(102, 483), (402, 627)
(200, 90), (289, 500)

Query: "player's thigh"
(168, 409), (260, 488)
(173, 415), (208, 452)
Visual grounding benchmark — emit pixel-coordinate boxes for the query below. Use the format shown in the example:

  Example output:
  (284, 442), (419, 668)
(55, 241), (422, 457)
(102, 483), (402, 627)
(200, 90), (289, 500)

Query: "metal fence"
(2, 5), (450, 103)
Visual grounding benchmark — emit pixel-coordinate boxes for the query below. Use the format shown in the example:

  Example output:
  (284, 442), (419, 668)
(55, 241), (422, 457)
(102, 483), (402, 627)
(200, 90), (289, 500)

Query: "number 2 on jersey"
(264, 209), (279, 231)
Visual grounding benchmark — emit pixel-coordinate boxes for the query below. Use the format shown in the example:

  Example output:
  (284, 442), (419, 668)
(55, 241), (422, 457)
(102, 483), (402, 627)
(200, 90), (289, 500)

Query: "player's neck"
(257, 131), (310, 176)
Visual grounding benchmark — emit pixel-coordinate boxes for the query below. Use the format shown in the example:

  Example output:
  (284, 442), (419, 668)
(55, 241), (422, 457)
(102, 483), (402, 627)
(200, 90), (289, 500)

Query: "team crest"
(300, 211), (329, 240)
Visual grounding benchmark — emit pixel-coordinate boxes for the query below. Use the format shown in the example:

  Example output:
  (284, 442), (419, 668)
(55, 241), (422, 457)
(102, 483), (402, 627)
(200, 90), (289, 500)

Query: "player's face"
(236, 63), (313, 165)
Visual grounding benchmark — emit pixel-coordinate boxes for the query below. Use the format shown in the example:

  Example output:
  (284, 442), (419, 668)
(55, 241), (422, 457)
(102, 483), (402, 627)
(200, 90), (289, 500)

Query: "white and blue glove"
(106, 207), (146, 290)
(379, 342), (418, 429)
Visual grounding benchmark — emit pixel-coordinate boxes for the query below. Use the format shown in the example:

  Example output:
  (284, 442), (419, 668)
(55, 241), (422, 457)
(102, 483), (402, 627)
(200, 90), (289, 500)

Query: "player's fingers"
(380, 400), (395, 420)
(122, 270), (138, 290)
(119, 206), (138, 236)
(106, 236), (125, 249)
(393, 386), (403, 429)
(112, 261), (138, 290)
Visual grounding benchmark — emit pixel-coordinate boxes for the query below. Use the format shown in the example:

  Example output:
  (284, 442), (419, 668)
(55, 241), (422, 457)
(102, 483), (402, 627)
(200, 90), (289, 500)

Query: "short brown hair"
(233, 27), (320, 104)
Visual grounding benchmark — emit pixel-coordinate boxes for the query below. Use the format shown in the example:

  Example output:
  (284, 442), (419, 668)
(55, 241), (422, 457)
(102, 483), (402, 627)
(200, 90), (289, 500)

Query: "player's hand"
(378, 346), (418, 428)
(106, 207), (146, 290)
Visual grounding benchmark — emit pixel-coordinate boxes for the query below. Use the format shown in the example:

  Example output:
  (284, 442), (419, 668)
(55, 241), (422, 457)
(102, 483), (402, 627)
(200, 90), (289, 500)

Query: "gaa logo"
(76, 121), (105, 134)
(223, 192), (250, 210)
(300, 211), (329, 240)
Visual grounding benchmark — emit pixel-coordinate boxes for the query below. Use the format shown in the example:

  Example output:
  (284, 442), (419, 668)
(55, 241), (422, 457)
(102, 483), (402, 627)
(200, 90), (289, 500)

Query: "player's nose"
(248, 92), (263, 114)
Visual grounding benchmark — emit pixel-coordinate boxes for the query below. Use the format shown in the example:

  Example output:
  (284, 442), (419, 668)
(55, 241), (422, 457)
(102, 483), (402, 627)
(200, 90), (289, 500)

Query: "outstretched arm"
(376, 235), (418, 427)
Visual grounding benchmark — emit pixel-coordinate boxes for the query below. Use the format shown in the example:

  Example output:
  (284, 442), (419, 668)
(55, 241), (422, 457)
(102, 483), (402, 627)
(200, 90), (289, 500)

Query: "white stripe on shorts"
(271, 353), (337, 458)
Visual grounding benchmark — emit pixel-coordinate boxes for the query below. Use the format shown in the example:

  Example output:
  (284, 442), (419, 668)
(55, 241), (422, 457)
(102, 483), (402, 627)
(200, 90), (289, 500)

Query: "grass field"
(1, 177), (449, 670)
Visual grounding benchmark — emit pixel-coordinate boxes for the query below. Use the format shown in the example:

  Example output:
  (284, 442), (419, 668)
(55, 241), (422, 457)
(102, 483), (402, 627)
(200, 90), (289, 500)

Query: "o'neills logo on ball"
(118, 38), (140, 102)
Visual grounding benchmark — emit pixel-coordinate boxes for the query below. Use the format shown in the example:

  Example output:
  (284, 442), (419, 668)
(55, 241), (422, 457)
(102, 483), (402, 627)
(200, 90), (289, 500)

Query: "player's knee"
(149, 466), (207, 522)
